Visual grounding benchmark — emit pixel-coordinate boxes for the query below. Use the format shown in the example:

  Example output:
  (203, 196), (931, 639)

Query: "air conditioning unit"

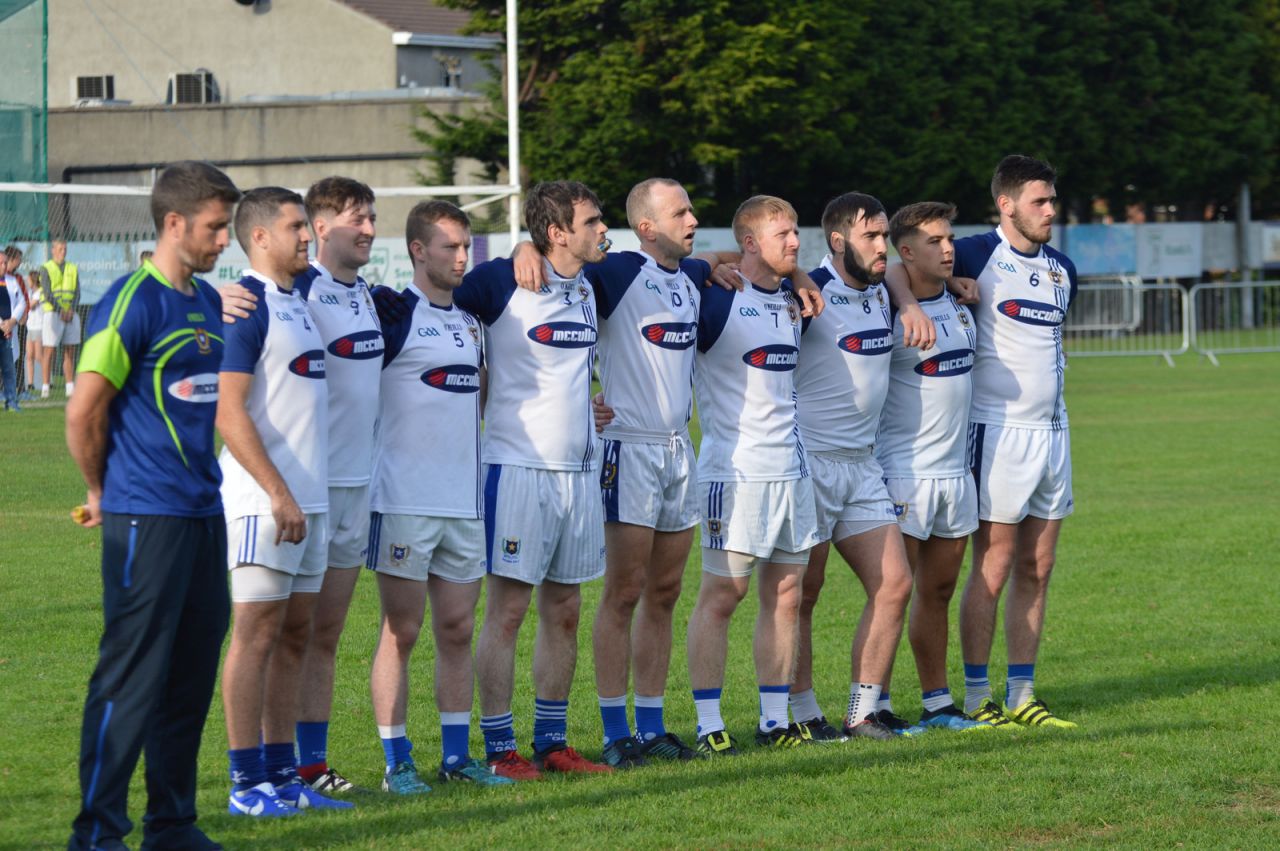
(167, 70), (221, 105)
(75, 75), (115, 101)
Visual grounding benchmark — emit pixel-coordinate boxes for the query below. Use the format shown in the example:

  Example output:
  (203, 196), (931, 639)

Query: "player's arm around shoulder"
(455, 258), (519, 326)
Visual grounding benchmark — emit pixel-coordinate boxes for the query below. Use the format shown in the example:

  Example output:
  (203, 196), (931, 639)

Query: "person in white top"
(877, 201), (990, 732)
(949, 156), (1079, 728)
(364, 201), (515, 792)
(685, 195), (821, 754)
(216, 187), (350, 814)
(2, 246), (28, 411)
(23, 269), (44, 396)
(292, 177), (387, 793)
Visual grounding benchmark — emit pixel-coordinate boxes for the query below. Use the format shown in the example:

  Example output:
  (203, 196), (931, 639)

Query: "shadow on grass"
(1055, 656), (1280, 712)
(213, 719), (1208, 848)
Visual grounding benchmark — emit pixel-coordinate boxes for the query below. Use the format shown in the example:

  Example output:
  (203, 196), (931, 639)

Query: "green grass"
(3, 356), (1280, 849)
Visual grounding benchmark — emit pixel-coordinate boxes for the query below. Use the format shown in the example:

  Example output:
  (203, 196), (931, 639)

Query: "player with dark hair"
(67, 160), (240, 851)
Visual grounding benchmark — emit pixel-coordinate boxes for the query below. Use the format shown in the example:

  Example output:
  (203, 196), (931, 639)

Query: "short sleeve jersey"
(78, 260), (225, 517)
(794, 257), (894, 454)
(876, 290), (976, 478)
(952, 227), (1078, 430)
(371, 284), (484, 518)
(588, 250), (709, 437)
(694, 276), (807, 483)
(217, 271), (329, 520)
(454, 257), (598, 472)
(294, 261), (384, 485)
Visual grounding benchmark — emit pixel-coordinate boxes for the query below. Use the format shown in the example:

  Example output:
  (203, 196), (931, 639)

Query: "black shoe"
(695, 730), (740, 756)
(755, 725), (812, 748)
(796, 716), (849, 743)
(639, 731), (701, 760)
(601, 735), (648, 769)
(874, 708), (926, 737)
(842, 717), (898, 741)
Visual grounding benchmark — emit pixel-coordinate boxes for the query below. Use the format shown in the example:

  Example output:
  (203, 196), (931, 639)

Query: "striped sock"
(440, 712), (470, 770)
(532, 698), (569, 753)
(377, 724), (412, 771)
(846, 683), (881, 725)
(634, 694), (665, 741)
(692, 688), (724, 736)
(480, 712), (517, 758)
(228, 747), (265, 792)
(922, 688), (954, 713)
(788, 688), (823, 724)
(758, 685), (790, 733)
(1006, 664), (1036, 710)
(964, 663), (991, 714)
(598, 694), (631, 746)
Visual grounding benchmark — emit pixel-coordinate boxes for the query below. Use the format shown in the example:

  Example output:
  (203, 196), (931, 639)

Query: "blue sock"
(262, 741), (297, 787)
(532, 698), (569, 753)
(440, 712), (470, 770)
(228, 746), (265, 792)
(378, 724), (412, 771)
(598, 694), (630, 746)
(480, 712), (516, 758)
(634, 694), (665, 741)
(295, 721), (328, 770)
(1006, 663), (1036, 709)
(963, 663), (991, 714)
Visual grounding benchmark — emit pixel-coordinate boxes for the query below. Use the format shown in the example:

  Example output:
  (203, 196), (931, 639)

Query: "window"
(75, 75), (115, 100)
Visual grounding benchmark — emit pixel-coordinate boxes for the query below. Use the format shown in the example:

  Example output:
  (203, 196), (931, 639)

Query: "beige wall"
(47, 96), (499, 236)
(50, 0), (393, 108)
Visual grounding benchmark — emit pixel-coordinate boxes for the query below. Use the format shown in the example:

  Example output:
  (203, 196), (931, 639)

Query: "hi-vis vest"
(43, 260), (78, 311)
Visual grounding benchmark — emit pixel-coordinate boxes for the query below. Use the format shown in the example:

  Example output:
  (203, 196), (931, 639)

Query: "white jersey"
(370, 283), (483, 518)
(218, 271), (328, 520)
(953, 227), (1078, 430)
(794, 256), (893, 454)
(694, 276), (807, 483)
(455, 257), (598, 472)
(295, 260), (383, 485)
(877, 289), (976, 478)
(589, 250), (709, 438)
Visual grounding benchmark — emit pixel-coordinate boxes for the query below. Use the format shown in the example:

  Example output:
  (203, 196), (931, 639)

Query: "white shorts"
(884, 476), (978, 540)
(25, 310), (43, 334)
(42, 309), (81, 346)
(366, 512), (486, 583)
(699, 478), (820, 560)
(327, 485), (371, 568)
(483, 464), (605, 585)
(227, 513), (329, 601)
(968, 423), (1074, 524)
(600, 433), (698, 532)
(809, 451), (898, 543)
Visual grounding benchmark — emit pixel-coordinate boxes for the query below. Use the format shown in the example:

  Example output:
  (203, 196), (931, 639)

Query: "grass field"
(2, 355), (1279, 849)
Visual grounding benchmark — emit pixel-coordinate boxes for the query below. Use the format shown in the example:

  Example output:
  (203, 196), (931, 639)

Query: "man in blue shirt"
(66, 161), (241, 851)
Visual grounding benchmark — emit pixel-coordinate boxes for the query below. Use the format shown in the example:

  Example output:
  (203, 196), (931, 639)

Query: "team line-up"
(63, 154), (1077, 848)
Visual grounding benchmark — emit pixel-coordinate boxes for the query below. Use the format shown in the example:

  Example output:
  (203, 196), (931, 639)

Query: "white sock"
(922, 688), (954, 713)
(693, 689), (724, 736)
(846, 683), (882, 725)
(377, 723), (406, 739)
(878, 693), (894, 714)
(788, 688), (823, 724)
(758, 686), (790, 733)
(65, 381), (74, 396)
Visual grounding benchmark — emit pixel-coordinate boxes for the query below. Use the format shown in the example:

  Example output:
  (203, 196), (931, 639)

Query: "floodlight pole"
(506, 0), (520, 246)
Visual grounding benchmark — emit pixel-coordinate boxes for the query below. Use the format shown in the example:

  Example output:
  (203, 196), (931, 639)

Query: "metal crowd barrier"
(1189, 281), (1280, 365)
(1063, 282), (1189, 366)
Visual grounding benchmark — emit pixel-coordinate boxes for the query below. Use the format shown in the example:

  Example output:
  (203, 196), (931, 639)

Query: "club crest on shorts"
(601, 461), (617, 489)
(893, 503), (909, 521)
(194, 327), (212, 355)
(391, 544), (410, 564)
(706, 518), (722, 536)
(502, 537), (521, 563)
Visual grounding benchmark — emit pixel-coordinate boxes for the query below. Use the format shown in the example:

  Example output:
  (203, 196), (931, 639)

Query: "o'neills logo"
(999, 299), (1064, 327)
(837, 328), (893, 356)
(528, 322), (597, 348)
(288, 349), (327, 379)
(328, 329), (384, 359)
(167, 372), (220, 403)
(422, 364), (481, 393)
(742, 344), (799, 371)
(641, 322), (697, 350)
(915, 348), (975, 377)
